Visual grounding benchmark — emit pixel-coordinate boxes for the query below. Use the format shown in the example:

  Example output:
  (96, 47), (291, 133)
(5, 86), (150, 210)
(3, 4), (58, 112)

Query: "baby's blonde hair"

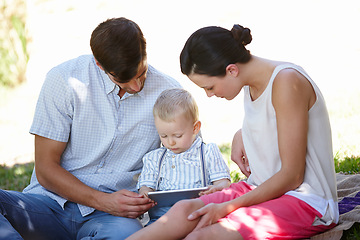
(153, 88), (199, 123)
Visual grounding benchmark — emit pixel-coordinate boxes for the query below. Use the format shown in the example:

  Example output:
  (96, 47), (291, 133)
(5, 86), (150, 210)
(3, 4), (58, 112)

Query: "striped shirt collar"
(165, 135), (203, 155)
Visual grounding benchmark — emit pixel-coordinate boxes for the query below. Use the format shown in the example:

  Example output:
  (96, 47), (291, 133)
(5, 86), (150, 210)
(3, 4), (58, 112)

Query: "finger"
(199, 191), (208, 196)
(193, 216), (212, 231)
(121, 189), (143, 198)
(188, 205), (208, 221)
(125, 194), (154, 206)
(123, 209), (148, 219)
(117, 203), (153, 217)
(243, 156), (251, 175)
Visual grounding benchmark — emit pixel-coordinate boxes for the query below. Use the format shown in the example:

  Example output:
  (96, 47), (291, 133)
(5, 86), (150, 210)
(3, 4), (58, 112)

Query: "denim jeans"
(0, 190), (143, 240)
(147, 205), (171, 226)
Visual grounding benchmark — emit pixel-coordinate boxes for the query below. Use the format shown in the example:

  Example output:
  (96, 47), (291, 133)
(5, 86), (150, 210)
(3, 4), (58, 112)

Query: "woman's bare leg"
(126, 199), (205, 240)
(184, 221), (243, 240)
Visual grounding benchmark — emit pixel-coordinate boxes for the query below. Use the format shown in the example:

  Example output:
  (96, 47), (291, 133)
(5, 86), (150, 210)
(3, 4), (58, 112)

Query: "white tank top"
(242, 63), (338, 225)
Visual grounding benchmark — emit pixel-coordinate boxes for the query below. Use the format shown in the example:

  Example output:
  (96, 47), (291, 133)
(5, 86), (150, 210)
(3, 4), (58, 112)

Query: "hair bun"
(231, 24), (252, 46)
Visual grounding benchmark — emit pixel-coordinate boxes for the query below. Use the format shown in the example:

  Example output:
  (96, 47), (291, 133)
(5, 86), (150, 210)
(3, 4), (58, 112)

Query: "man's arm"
(34, 135), (154, 218)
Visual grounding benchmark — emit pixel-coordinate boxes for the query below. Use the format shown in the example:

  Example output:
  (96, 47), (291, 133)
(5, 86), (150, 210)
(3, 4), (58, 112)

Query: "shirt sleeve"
(137, 149), (164, 190)
(30, 67), (73, 142)
(204, 143), (231, 183)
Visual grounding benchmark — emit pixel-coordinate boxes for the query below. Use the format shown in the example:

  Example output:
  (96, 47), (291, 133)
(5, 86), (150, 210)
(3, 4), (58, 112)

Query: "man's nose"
(130, 79), (141, 91)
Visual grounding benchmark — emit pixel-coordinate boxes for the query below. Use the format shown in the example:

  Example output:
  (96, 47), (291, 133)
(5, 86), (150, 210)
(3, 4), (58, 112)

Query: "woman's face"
(188, 73), (241, 100)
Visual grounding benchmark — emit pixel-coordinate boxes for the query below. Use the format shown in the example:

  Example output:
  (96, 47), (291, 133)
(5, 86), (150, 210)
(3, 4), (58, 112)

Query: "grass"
(334, 155), (360, 175)
(0, 162), (34, 191)
(1, 146), (359, 239)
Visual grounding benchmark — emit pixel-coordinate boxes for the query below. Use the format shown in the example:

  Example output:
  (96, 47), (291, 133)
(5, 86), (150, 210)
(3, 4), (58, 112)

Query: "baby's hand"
(199, 179), (231, 196)
(139, 186), (155, 199)
(199, 185), (222, 196)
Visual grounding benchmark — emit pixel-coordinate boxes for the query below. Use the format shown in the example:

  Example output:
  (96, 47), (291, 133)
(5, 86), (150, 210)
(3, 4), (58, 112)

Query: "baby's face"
(155, 114), (197, 154)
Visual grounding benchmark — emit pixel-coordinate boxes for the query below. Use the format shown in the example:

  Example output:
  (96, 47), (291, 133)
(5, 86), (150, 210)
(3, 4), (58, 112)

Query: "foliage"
(341, 222), (360, 240)
(0, 0), (29, 87)
(219, 143), (247, 182)
(0, 162), (33, 191)
(334, 156), (360, 174)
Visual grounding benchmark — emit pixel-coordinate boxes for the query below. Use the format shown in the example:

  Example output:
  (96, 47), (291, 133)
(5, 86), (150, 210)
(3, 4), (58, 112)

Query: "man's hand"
(231, 129), (251, 177)
(96, 189), (155, 218)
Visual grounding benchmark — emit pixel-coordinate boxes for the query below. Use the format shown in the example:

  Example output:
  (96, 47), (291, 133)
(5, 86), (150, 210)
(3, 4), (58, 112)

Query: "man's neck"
(118, 88), (126, 98)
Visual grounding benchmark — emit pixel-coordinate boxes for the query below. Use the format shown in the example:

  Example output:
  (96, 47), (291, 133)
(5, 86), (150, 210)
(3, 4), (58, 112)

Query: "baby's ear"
(193, 120), (201, 134)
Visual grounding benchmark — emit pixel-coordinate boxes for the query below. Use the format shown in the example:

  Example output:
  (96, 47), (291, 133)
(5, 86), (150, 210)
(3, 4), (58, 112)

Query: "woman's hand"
(231, 129), (251, 177)
(187, 202), (229, 231)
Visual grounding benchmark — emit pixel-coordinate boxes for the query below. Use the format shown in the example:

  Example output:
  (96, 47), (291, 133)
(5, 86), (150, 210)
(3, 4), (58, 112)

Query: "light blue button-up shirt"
(137, 136), (231, 191)
(24, 55), (181, 216)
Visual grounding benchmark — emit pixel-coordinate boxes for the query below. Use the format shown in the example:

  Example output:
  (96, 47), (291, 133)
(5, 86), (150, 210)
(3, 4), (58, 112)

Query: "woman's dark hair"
(180, 24), (252, 77)
(90, 17), (146, 83)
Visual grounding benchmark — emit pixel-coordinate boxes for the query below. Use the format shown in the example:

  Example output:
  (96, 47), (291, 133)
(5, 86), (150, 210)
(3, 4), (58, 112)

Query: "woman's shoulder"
(272, 65), (316, 111)
(272, 63), (313, 94)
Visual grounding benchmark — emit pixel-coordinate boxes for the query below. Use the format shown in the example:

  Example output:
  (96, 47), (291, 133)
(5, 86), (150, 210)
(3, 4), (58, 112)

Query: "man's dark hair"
(90, 17), (147, 83)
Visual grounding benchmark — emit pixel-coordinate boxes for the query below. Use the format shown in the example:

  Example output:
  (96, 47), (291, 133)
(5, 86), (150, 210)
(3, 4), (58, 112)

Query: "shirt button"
(172, 165), (175, 169)
(172, 155), (175, 158)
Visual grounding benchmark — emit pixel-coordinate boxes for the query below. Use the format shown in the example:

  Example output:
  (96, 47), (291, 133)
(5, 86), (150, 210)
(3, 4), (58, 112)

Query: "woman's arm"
(190, 69), (316, 225)
(231, 129), (251, 177)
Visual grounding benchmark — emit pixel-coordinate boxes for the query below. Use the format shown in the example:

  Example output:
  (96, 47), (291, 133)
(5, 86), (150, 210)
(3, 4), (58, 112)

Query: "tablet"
(148, 187), (208, 207)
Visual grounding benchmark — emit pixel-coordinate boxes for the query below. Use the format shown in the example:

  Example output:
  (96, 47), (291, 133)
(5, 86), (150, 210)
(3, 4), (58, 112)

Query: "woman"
(127, 24), (338, 240)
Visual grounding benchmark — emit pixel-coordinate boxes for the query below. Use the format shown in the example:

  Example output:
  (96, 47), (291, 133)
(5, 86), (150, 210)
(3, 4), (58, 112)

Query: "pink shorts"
(199, 181), (335, 239)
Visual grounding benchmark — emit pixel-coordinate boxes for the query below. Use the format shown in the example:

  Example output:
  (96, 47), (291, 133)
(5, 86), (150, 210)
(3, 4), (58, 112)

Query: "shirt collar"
(98, 58), (149, 99)
(102, 72), (146, 99)
(101, 69), (116, 95)
(166, 135), (203, 155)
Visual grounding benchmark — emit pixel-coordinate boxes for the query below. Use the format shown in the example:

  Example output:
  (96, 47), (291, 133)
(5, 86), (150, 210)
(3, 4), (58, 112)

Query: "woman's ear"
(226, 64), (239, 76)
(193, 120), (201, 135)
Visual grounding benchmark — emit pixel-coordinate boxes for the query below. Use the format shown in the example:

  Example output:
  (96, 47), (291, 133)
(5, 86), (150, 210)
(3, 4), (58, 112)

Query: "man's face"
(107, 61), (148, 94)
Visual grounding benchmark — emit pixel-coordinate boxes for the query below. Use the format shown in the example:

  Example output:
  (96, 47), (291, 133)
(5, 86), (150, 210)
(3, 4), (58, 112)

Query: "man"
(0, 17), (181, 239)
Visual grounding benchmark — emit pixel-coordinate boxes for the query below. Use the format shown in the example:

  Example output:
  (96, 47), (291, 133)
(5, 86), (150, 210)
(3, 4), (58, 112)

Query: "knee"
(158, 199), (203, 225)
(77, 217), (143, 240)
(171, 199), (203, 215)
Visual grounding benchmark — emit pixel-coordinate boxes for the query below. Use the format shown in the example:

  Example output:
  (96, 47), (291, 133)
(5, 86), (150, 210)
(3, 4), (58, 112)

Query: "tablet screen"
(148, 187), (208, 207)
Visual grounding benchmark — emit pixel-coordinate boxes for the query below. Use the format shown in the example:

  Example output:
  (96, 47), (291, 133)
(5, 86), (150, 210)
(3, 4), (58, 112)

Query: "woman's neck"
(244, 56), (278, 100)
